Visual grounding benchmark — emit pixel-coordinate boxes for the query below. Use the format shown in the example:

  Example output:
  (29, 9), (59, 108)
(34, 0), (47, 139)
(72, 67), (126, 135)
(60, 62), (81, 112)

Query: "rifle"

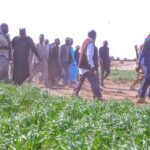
(134, 45), (139, 59)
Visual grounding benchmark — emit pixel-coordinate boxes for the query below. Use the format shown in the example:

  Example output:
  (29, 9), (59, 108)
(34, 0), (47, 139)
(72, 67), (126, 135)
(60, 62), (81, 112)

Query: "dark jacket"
(59, 44), (73, 64)
(99, 45), (110, 65)
(79, 38), (98, 70)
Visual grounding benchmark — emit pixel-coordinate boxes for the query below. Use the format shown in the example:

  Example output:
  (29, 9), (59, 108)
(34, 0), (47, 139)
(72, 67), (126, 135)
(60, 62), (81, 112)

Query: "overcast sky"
(0, 0), (150, 59)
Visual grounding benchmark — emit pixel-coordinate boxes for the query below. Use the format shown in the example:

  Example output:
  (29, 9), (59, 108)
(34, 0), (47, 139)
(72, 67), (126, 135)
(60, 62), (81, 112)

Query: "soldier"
(130, 44), (144, 90)
(136, 34), (150, 103)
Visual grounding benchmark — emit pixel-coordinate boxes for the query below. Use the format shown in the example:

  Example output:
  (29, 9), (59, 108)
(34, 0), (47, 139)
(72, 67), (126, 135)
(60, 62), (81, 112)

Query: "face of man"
(65, 38), (70, 45)
(44, 39), (49, 45)
(39, 34), (44, 43)
(19, 29), (26, 38)
(91, 33), (96, 42)
(93, 35), (96, 42)
(1, 24), (8, 34)
(55, 39), (60, 46)
(88, 30), (96, 42)
(103, 41), (108, 46)
(76, 45), (80, 51)
(70, 39), (73, 46)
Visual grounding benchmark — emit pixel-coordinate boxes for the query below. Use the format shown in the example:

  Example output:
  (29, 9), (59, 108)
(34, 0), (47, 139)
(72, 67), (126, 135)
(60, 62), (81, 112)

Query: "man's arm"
(8, 46), (12, 61)
(107, 47), (111, 64)
(136, 49), (144, 72)
(99, 47), (103, 67)
(0, 35), (12, 61)
(0, 35), (10, 50)
(0, 45), (10, 50)
(136, 41), (150, 70)
(134, 45), (139, 59)
(28, 37), (41, 60)
(87, 42), (94, 70)
(138, 43), (147, 66)
(0, 45), (12, 62)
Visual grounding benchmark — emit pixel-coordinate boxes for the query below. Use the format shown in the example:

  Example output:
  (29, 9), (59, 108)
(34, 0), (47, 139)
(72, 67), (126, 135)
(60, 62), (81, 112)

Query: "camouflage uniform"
(130, 68), (144, 90)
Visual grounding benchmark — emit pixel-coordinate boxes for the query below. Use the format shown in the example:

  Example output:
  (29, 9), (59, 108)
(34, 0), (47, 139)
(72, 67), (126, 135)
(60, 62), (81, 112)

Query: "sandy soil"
(111, 60), (136, 70)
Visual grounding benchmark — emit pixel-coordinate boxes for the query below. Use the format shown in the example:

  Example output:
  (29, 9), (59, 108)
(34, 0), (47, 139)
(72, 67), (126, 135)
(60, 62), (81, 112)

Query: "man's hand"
(0, 45), (10, 50)
(38, 56), (42, 61)
(100, 60), (103, 67)
(8, 57), (13, 62)
(135, 45), (138, 50)
(136, 65), (140, 72)
(91, 67), (95, 72)
(9, 60), (13, 64)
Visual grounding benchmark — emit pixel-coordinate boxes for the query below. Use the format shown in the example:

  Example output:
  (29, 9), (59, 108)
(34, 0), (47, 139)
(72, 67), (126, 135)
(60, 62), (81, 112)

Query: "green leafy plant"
(0, 83), (150, 149)
(108, 69), (136, 81)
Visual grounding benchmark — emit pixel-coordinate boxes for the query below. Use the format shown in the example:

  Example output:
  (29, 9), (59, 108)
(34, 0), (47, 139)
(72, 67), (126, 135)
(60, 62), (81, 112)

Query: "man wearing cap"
(0, 23), (12, 80)
(12, 28), (41, 85)
(73, 30), (102, 100)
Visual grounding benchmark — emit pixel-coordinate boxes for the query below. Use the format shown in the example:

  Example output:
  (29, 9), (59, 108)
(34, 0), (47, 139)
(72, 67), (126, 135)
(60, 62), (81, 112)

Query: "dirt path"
(48, 80), (137, 100)
(30, 61), (150, 105)
(33, 79), (150, 105)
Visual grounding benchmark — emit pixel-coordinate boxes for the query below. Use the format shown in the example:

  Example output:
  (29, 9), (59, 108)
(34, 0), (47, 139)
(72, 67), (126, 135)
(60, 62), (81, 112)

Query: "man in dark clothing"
(12, 28), (41, 85)
(74, 45), (80, 65)
(73, 30), (102, 100)
(59, 37), (72, 85)
(99, 40), (110, 86)
(137, 34), (150, 103)
(48, 38), (61, 86)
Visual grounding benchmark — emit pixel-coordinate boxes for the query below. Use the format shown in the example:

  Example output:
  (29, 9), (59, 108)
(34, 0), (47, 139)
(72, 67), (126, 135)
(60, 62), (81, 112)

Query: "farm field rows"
(0, 83), (150, 149)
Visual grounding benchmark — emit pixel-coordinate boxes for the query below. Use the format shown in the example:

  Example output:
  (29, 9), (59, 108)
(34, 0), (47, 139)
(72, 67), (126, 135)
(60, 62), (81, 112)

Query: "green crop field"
(108, 69), (136, 81)
(0, 83), (150, 150)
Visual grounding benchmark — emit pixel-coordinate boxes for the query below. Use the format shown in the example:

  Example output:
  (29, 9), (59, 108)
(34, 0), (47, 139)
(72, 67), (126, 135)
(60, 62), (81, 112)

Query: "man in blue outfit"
(137, 34), (150, 103)
(74, 45), (80, 65)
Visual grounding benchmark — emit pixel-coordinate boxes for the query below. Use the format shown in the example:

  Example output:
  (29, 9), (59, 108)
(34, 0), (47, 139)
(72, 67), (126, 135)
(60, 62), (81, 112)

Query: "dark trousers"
(73, 71), (102, 99)
(138, 65), (150, 97)
(62, 62), (69, 85)
(95, 70), (100, 85)
(101, 63), (110, 85)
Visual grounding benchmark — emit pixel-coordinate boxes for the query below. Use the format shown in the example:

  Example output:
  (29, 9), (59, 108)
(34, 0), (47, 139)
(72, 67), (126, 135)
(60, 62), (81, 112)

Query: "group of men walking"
(0, 23), (113, 101)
